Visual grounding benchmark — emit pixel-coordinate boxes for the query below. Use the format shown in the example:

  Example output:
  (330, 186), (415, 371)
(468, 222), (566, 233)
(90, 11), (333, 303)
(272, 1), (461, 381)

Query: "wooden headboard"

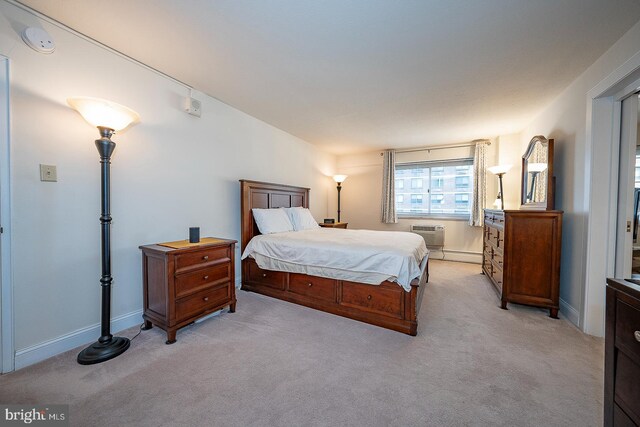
(239, 180), (310, 251)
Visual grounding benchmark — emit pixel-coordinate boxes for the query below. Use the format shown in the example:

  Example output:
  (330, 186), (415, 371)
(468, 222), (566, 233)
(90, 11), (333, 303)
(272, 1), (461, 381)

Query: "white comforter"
(241, 228), (429, 291)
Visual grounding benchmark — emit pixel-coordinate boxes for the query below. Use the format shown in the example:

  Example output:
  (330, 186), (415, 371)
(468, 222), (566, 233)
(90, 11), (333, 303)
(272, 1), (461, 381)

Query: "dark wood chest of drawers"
(605, 278), (640, 426)
(482, 209), (563, 317)
(140, 238), (236, 344)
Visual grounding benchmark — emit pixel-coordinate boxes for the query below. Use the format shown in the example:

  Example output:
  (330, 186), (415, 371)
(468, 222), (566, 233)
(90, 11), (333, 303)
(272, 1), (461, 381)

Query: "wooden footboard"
(242, 258), (428, 335)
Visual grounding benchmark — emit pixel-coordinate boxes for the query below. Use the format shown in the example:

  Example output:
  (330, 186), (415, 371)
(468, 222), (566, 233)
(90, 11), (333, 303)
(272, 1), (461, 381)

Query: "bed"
(239, 179), (429, 335)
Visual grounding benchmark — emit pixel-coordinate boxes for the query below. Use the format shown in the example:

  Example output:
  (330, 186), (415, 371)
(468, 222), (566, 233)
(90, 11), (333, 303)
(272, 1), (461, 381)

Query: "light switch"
(40, 164), (57, 182)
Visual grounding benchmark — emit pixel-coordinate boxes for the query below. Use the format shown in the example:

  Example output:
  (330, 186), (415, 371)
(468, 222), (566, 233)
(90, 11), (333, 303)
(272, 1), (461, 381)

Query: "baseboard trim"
(559, 298), (580, 327)
(14, 309), (143, 371)
(429, 249), (482, 264)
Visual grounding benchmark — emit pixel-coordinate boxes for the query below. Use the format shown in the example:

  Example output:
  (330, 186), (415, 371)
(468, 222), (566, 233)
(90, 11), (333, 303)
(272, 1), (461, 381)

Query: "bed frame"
(240, 179), (428, 335)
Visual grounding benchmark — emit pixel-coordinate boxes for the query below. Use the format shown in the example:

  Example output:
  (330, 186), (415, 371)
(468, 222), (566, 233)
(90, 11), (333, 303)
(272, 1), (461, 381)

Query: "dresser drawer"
(247, 259), (286, 290)
(492, 250), (504, 268)
(175, 283), (231, 320)
(175, 262), (231, 299)
(492, 211), (505, 226)
(614, 351), (640, 424)
(614, 403), (637, 427)
(288, 273), (336, 302)
(482, 256), (492, 275)
(340, 281), (403, 319)
(615, 298), (640, 360)
(491, 264), (503, 290)
(175, 246), (230, 273)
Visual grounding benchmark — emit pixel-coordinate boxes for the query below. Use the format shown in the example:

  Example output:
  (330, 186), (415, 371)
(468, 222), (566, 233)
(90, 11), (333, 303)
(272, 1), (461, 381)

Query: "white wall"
(500, 20), (640, 329)
(0, 2), (336, 356)
(336, 142), (498, 263)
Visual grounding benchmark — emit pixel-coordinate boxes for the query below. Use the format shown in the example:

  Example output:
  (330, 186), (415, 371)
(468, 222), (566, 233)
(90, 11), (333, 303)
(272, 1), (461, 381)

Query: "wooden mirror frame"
(521, 135), (555, 210)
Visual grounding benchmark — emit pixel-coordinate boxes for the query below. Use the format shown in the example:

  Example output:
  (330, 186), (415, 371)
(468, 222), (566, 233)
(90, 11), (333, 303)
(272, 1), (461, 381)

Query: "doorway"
(0, 55), (13, 373)
(616, 92), (640, 279)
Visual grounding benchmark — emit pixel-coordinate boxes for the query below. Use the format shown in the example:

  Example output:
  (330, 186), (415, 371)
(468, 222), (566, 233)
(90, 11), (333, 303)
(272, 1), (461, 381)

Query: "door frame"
(0, 55), (13, 373)
(583, 49), (640, 336)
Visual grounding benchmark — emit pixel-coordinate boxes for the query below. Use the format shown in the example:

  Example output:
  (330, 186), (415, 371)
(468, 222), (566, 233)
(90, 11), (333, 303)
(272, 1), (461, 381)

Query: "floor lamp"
(68, 97), (140, 365)
(487, 165), (512, 211)
(333, 175), (347, 222)
(525, 162), (548, 203)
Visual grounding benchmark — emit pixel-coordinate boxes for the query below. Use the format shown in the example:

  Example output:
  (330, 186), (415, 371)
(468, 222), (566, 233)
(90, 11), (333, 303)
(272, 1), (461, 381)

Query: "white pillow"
(285, 207), (320, 231)
(252, 208), (294, 234)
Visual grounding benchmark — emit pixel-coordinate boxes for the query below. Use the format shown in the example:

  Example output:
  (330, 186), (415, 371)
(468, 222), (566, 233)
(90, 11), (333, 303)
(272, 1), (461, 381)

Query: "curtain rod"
(381, 140), (490, 156)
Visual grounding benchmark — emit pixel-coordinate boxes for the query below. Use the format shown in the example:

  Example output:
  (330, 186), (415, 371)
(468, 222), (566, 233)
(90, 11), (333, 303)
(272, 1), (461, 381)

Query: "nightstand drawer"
(288, 273), (336, 302)
(616, 298), (640, 360)
(175, 284), (230, 320)
(340, 281), (403, 319)
(175, 262), (231, 299)
(247, 259), (286, 290)
(175, 246), (230, 273)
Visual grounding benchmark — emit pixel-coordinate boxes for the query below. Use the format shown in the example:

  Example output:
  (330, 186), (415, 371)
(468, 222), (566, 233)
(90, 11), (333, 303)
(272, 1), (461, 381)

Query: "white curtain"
(469, 140), (489, 227)
(381, 149), (397, 223)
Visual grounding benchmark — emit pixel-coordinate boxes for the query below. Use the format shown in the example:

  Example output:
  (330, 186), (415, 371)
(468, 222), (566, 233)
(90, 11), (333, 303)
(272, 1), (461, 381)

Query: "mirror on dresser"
(521, 135), (555, 210)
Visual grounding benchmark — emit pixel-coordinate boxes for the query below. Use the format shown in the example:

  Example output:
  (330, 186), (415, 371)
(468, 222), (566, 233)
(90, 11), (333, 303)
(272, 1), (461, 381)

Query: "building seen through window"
(395, 159), (473, 217)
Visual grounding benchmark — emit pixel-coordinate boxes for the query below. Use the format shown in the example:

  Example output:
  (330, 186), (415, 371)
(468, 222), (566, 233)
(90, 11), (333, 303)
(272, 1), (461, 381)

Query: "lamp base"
(77, 336), (130, 365)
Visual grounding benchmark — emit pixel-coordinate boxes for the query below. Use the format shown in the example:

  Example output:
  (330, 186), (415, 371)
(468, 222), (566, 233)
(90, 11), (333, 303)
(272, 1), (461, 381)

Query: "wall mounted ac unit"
(411, 224), (445, 248)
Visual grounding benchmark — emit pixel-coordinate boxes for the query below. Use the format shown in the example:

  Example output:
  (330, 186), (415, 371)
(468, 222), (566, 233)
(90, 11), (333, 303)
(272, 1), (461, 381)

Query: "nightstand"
(319, 222), (348, 229)
(140, 237), (236, 344)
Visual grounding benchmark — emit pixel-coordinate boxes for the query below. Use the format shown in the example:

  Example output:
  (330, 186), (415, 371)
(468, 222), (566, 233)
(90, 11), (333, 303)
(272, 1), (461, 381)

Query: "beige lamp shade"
(333, 174), (348, 183)
(67, 96), (140, 131)
(487, 164), (512, 175)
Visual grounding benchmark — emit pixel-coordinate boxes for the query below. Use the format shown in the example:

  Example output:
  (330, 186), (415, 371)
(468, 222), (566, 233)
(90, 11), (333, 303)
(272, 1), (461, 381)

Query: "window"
(431, 194), (444, 204)
(395, 159), (473, 218)
(455, 194), (469, 205)
(455, 176), (470, 189)
(396, 180), (404, 189)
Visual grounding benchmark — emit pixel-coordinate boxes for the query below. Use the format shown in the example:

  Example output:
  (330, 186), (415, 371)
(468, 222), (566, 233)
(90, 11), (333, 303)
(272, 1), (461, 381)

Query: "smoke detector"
(21, 27), (55, 54)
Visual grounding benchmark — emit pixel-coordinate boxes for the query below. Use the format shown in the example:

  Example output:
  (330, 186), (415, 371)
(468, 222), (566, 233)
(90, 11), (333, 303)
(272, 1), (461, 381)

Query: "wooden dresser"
(139, 238), (236, 344)
(482, 209), (563, 317)
(605, 278), (640, 426)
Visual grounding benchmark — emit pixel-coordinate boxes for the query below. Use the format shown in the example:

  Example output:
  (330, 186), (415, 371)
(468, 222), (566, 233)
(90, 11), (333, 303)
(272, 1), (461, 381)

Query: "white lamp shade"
(487, 164), (512, 175)
(67, 97), (140, 131)
(527, 162), (548, 173)
(333, 174), (348, 183)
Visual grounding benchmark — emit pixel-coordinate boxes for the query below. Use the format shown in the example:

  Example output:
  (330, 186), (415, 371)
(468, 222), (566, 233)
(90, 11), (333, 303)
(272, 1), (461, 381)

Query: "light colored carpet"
(0, 260), (603, 426)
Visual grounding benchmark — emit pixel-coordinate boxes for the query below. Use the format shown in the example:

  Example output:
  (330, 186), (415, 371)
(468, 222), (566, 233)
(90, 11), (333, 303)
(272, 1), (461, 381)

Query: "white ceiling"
(18, 0), (640, 154)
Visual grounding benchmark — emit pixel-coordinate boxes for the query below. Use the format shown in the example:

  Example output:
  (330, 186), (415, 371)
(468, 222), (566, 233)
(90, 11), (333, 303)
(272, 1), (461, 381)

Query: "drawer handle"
(202, 255), (209, 260)
(203, 297), (209, 302)
(367, 295), (372, 300)
(203, 275), (209, 280)
(307, 283), (313, 287)
(262, 273), (267, 278)
(635, 331), (640, 342)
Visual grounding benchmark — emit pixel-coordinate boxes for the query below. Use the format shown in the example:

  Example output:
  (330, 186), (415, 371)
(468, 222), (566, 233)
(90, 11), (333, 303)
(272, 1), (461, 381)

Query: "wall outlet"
(185, 97), (202, 117)
(40, 164), (57, 182)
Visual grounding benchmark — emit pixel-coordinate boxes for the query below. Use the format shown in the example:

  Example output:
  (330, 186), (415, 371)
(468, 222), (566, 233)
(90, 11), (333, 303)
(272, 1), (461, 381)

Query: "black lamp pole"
(336, 181), (343, 223)
(497, 172), (505, 211)
(77, 126), (130, 365)
(527, 171), (540, 202)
